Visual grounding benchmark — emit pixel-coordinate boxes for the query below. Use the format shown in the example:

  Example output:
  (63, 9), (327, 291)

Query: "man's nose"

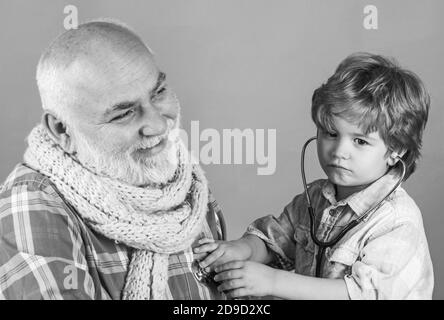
(139, 104), (168, 137)
(331, 139), (351, 160)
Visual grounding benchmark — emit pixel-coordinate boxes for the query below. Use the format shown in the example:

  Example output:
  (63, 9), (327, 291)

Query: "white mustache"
(139, 135), (164, 149)
(131, 119), (178, 152)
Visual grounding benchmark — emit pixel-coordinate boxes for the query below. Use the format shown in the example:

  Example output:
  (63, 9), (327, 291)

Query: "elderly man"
(0, 20), (225, 300)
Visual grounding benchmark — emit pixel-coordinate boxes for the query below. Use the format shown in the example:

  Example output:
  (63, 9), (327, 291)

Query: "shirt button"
(329, 209), (335, 216)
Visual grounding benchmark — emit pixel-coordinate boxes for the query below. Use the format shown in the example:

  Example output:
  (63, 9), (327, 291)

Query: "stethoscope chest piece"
(191, 260), (217, 284)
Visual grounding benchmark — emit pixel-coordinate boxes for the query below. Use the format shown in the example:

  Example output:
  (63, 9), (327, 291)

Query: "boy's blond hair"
(311, 52), (430, 180)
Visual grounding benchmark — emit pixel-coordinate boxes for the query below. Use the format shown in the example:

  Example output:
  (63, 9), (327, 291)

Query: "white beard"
(72, 125), (180, 187)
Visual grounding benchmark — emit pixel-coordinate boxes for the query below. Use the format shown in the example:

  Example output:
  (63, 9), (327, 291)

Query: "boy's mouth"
(327, 164), (351, 172)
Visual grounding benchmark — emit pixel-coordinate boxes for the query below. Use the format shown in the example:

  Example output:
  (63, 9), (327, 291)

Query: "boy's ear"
(42, 112), (76, 154)
(387, 149), (407, 166)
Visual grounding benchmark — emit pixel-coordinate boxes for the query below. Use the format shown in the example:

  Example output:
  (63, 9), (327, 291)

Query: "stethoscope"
(301, 136), (406, 277)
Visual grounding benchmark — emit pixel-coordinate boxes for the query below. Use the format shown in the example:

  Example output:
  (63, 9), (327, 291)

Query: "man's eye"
(355, 138), (368, 146)
(112, 109), (134, 121)
(152, 86), (167, 100)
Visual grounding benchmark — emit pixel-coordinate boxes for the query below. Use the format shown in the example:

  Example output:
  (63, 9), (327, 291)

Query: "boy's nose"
(331, 140), (351, 160)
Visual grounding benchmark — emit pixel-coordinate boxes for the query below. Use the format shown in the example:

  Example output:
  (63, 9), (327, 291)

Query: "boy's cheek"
(317, 155), (330, 171)
(317, 142), (331, 160)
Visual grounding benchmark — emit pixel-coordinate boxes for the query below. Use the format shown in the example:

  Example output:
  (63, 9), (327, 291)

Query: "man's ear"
(387, 149), (407, 166)
(42, 112), (75, 154)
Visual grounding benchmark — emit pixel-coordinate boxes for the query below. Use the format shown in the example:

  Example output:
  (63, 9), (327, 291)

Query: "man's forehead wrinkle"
(64, 46), (152, 85)
(40, 22), (153, 98)
(44, 21), (148, 72)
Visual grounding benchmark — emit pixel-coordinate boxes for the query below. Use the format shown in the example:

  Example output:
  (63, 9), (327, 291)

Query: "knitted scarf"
(24, 125), (209, 300)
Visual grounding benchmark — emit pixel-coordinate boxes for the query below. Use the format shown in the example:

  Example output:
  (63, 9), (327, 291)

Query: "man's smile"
(133, 136), (168, 159)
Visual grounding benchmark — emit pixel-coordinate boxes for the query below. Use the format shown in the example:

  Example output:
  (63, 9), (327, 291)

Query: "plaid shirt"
(246, 172), (434, 299)
(0, 164), (225, 300)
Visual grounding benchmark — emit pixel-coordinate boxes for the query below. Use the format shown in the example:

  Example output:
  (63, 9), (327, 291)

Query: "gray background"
(1, 0), (443, 299)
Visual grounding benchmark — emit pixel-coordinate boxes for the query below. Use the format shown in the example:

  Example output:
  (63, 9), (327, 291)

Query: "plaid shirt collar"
(321, 168), (402, 217)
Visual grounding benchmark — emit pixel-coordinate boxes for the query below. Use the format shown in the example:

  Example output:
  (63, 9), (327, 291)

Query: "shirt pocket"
(325, 246), (358, 278)
(293, 224), (316, 275)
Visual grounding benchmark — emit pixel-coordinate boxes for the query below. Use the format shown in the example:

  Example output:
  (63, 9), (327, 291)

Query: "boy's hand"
(213, 260), (276, 298)
(192, 238), (218, 261)
(193, 239), (252, 271)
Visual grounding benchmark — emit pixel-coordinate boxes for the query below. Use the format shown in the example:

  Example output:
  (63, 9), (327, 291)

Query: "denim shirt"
(246, 170), (434, 299)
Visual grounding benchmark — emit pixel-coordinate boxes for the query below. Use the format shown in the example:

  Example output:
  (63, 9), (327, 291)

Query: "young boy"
(193, 52), (434, 299)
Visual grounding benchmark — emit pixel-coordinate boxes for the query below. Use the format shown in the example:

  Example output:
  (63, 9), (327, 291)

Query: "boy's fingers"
(213, 269), (242, 282)
(193, 252), (208, 261)
(215, 260), (245, 273)
(225, 288), (248, 299)
(217, 279), (244, 292)
(198, 238), (215, 245)
(193, 242), (218, 254)
(199, 248), (223, 269)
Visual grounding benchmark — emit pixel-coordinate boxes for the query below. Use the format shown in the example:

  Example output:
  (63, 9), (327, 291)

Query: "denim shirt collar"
(321, 168), (402, 217)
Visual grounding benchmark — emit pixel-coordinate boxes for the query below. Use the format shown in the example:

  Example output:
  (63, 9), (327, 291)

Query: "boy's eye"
(323, 130), (337, 138)
(112, 109), (135, 122)
(355, 138), (368, 146)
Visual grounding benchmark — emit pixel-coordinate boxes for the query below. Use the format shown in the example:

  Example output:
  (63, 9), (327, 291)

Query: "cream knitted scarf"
(24, 125), (209, 300)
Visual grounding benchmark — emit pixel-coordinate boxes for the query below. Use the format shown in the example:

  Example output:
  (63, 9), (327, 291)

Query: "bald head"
(36, 20), (152, 122)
